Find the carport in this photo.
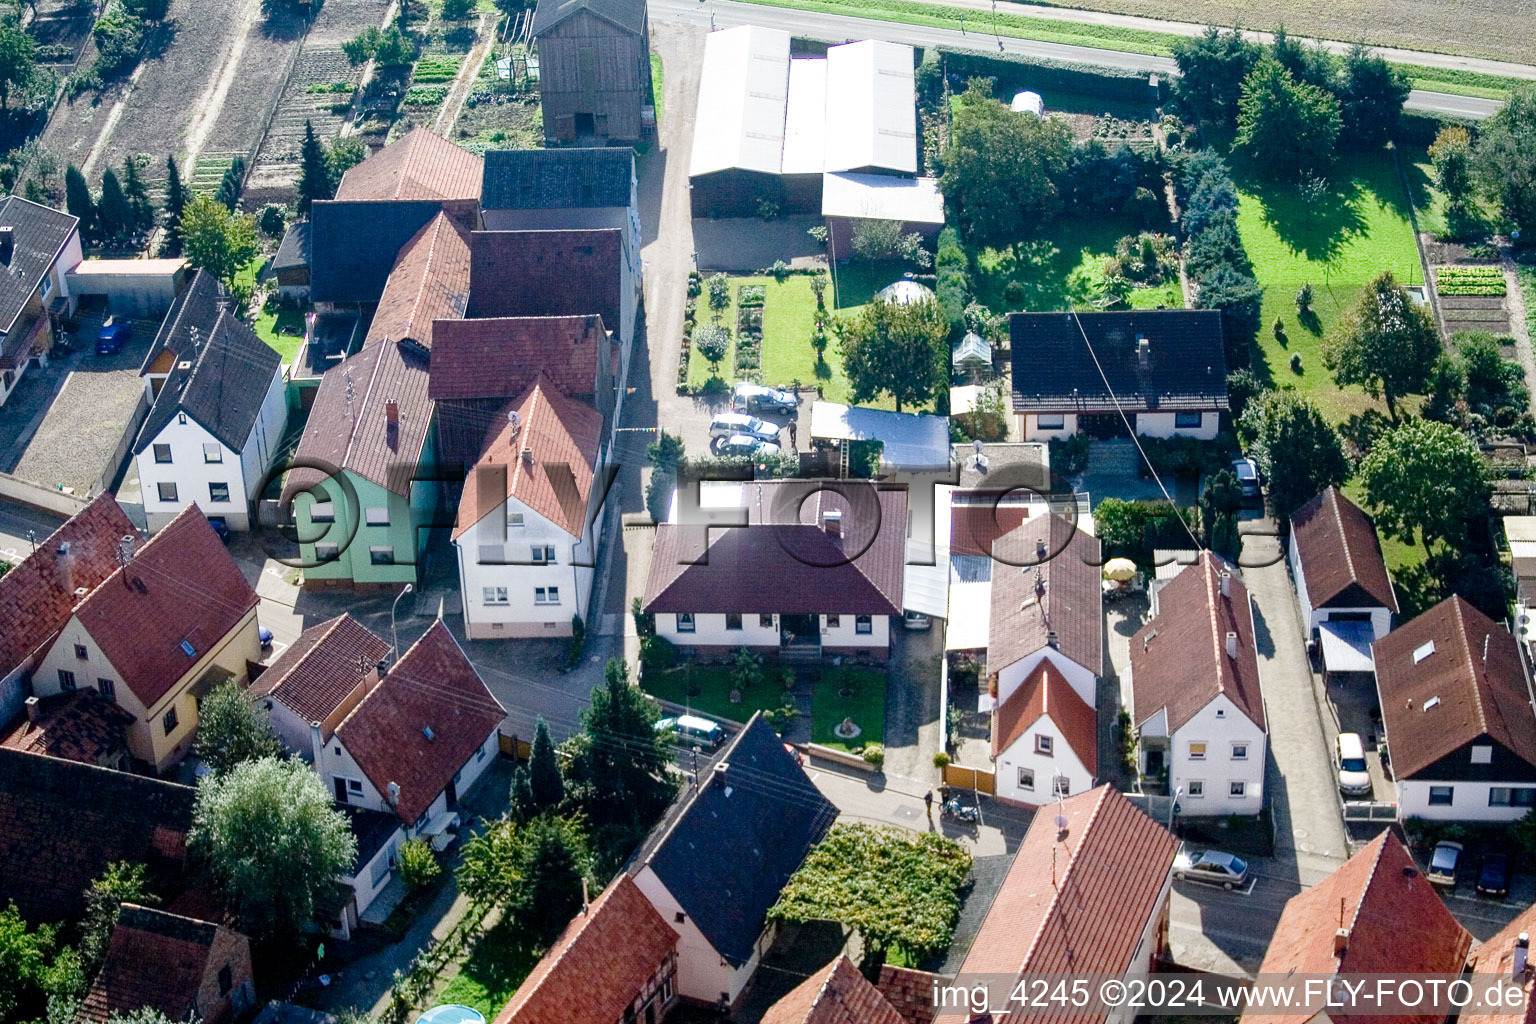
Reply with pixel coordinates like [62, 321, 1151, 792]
[1318, 620, 1376, 678]
[808, 400, 949, 472]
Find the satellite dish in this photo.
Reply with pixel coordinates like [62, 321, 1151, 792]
[973, 438, 984, 454]
[508, 409, 520, 429]
[1054, 814, 1068, 829]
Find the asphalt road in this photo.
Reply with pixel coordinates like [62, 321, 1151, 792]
[0, 502, 66, 565]
[650, 0, 1502, 119]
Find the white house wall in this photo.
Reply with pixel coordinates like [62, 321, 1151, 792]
[457, 497, 595, 639]
[1397, 779, 1536, 822]
[995, 648, 1096, 710]
[1020, 413, 1078, 442]
[994, 713, 1094, 805]
[1168, 695, 1267, 816]
[656, 611, 891, 653]
[1134, 412, 1219, 440]
[631, 866, 764, 1007]
[239, 368, 288, 505]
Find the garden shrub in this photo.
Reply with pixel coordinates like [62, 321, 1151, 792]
[397, 839, 441, 891]
[1048, 433, 1091, 476]
[935, 226, 969, 330]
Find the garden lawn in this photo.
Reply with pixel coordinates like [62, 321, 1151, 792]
[435, 919, 542, 1020]
[687, 275, 906, 408]
[253, 307, 306, 364]
[1235, 149, 1423, 424]
[643, 665, 790, 724]
[1342, 478, 1426, 580]
[811, 667, 887, 752]
[970, 215, 1183, 313]
[650, 51, 664, 123]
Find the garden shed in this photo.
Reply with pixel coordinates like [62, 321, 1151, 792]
[65, 259, 187, 318]
[822, 172, 944, 262]
[951, 332, 992, 378]
[809, 400, 949, 472]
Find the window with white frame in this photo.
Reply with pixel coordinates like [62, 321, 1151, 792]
[365, 507, 390, 526]
[1035, 734, 1053, 756]
[1231, 742, 1248, 760]
[1490, 788, 1536, 807]
[534, 586, 559, 604]
[1229, 781, 1246, 798]
[315, 542, 340, 561]
[826, 614, 840, 628]
[483, 587, 509, 606]
[676, 612, 695, 632]
[1428, 786, 1454, 805]
[1188, 741, 1207, 760]
[1472, 745, 1493, 764]
[1187, 780, 1204, 797]
[531, 544, 556, 564]
[208, 482, 230, 503]
[507, 511, 524, 527]
[203, 443, 222, 463]
[1037, 413, 1065, 429]
[1174, 411, 1203, 429]
[57, 669, 76, 691]
[855, 615, 872, 634]
[311, 501, 335, 523]
[1053, 776, 1071, 797]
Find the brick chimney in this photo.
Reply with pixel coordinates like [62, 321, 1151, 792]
[24, 696, 42, 724]
[0, 226, 15, 265]
[822, 508, 842, 543]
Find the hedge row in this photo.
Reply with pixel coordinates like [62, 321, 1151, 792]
[935, 47, 1163, 105]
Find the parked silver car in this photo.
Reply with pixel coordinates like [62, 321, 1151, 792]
[733, 382, 800, 415]
[1173, 847, 1249, 890]
[708, 413, 780, 442]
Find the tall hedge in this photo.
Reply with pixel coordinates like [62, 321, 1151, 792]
[935, 47, 1162, 105]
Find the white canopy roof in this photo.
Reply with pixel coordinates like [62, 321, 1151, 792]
[904, 484, 951, 618]
[945, 581, 991, 650]
[809, 400, 949, 471]
[823, 40, 917, 175]
[689, 26, 790, 177]
[821, 172, 944, 224]
[781, 59, 828, 175]
[1319, 620, 1376, 674]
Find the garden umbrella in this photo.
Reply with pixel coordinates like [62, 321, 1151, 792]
[1103, 558, 1137, 581]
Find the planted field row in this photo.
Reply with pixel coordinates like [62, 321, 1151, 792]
[1436, 265, 1506, 296]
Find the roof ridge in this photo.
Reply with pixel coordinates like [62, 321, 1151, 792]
[1016, 787, 1108, 972]
[403, 214, 449, 336]
[339, 339, 391, 473]
[1453, 597, 1491, 737]
[1327, 489, 1363, 591]
[1204, 557, 1226, 702]
[1340, 833, 1391, 969]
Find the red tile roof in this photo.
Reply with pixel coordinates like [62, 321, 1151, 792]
[0, 493, 137, 679]
[364, 212, 471, 352]
[79, 904, 249, 1024]
[73, 506, 258, 709]
[876, 965, 942, 1024]
[453, 379, 603, 541]
[466, 229, 622, 331]
[992, 660, 1097, 775]
[1291, 486, 1397, 613]
[987, 514, 1103, 677]
[335, 128, 484, 202]
[643, 483, 906, 616]
[1131, 552, 1265, 733]
[1371, 596, 1536, 780]
[491, 874, 677, 1024]
[1464, 904, 1536, 1024]
[0, 690, 133, 765]
[428, 315, 610, 401]
[333, 620, 505, 823]
[248, 615, 390, 729]
[949, 503, 1029, 558]
[762, 955, 907, 1024]
[1244, 832, 1471, 1024]
[285, 334, 434, 498]
[945, 785, 1177, 1024]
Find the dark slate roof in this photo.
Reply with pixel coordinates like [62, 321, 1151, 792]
[630, 715, 837, 967]
[0, 748, 195, 923]
[309, 199, 445, 304]
[133, 300, 281, 454]
[466, 229, 622, 329]
[481, 149, 633, 212]
[532, 0, 645, 36]
[0, 196, 79, 334]
[273, 220, 312, 272]
[1008, 310, 1229, 412]
[139, 270, 225, 375]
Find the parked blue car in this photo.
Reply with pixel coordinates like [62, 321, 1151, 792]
[96, 321, 131, 355]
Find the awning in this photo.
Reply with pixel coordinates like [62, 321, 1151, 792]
[419, 808, 460, 838]
[945, 581, 990, 651]
[1319, 620, 1375, 674]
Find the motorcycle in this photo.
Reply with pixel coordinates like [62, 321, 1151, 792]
[942, 796, 979, 824]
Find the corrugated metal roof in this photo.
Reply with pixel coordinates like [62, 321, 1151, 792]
[823, 40, 917, 175]
[807, 401, 948, 471]
[822, 172, 943, 222]
[780, 59, 827, 175]
[689, 26, 789, 177]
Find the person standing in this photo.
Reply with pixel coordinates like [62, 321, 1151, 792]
[924, 789, 934, 822]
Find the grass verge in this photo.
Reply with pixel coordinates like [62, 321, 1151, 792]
[810, 667, 887, 752]
[650, 51, 664, 123]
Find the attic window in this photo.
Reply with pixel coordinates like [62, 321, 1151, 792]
[1423, 696, 1441, 711]
[1472, 745, 1493, 764]
[1412, 640, 1435, 664]
[423, 726, 435, 741]
[180, 640, 196, 657]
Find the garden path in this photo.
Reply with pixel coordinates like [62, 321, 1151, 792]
[1500, 260, 1536, 417]
[432, 13, 495, 136]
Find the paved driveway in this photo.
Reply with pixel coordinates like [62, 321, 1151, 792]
[1239, 532, 1350, 885]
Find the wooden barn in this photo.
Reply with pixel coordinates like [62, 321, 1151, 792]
[532, 0, 651, 146]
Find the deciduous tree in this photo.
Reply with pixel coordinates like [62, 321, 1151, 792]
[179, 193, 258, 287]
[191, 757, 357, 939]
[939, 78, 1071, 243]
[0, 16, 36, 112]
[1359, 418, 1489, 548]
[194, 680, 283, 776]
[1473, 86, 1536, 239]
[79, 862, 152, 980]
[1233, 56, 1341, 182]
[1236, 390, 1351, 521]
[1322, 271, 1441, 420]
[1430, 126, 1475, 230]
[838, 296, 948, 412]
[0, 903, 54, 1022]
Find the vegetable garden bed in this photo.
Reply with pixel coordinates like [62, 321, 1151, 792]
[1434, 265, 1507, 296]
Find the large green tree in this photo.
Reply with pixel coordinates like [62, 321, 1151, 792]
[194, 681, 283, 776]
[1236, 390, 1351, 521]
[768, 825, 971, 969]
[1359, 418, 1489, 548]
[79, 862, 154, 980]
[1337, 43, 1409, 150]
[1201, 469, 1243, 558]
[1473, 86, 1536, 239]
[121, 157, 154, 232]
[838, 296, 948, 413]
[191, 757, 357, 939]
[0, 16, 35, 112]
[562, 659, 678, 874]
[515, 816, 588, 945]
[0, 903, 54, 1022]
[1322, 271, 1442, 420]
[1170, 26, 1261, 129]
[64, 164, 94, 239]
[939, 78, 1071, 243]
[162, 155, 187, 252]
[180, 193, 258, 287]
[96, 168, 131, 240]
[528, 718, 564, 812]
[1232, 56, 1341, 182]
[645, 430, 685, 524]
[1430, 126, 1475, 230]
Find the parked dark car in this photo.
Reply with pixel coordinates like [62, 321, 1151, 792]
[1477, 851, 1510, 898]
[733, 382, 800, 415]
[207, 517, 231, 543]
[96, 321, 131, 355]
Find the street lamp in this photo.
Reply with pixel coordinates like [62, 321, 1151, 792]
[1168, 786, 1184, 832]
[390, 583, 414, 663]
